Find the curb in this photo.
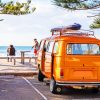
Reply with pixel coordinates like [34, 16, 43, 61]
[0, 71, 38, 76]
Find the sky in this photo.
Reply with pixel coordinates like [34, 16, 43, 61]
[0, 0, 100, 46]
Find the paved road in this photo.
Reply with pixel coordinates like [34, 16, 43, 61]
[0, 76, 100, 100]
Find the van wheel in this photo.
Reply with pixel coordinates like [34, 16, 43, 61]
[38, 69, 45, 82]
[91, 87, 99, 93]
[50, 78, 62, 94]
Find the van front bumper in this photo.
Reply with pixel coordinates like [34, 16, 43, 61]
[56, 81, 100, 86]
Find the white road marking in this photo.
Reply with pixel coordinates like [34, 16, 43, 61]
[23, 77, 47, 100]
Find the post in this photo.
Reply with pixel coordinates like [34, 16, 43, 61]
[21, 51, 25, 64]
[29, 57, 31, 63]
[13, 58, 16, 65]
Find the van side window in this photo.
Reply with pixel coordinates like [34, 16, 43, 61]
[39, 40, 45, 50]
[44, 41, 48, 51]
[47, 42, 54, 53]
[67, 44, 72, 54]
[53, 42, 59, 53]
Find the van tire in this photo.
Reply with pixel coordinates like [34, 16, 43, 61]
[91, 87, 99, 93]
[38, 69, 45, 82]
[50, 78, 62, 94]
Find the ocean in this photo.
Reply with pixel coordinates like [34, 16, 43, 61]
[0, 46, 34, 57]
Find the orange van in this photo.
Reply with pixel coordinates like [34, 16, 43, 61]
[37, 25, 100, 94]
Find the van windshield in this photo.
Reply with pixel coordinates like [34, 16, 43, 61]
[67, 44, 100, 55]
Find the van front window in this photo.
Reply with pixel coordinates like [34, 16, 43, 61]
[67, 44, 100, 55]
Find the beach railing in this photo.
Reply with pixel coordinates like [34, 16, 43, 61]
[10, 56, 37, 65]
[0, 50, 37, 65]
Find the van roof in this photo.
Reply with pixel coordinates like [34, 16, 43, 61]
[43, 35, 99, 43]
[42, 26, 99, 43]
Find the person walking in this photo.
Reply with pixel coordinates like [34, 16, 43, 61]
[32, 39, 39, 64]
[32, 38, 39, 56]
[7, 44, 16, 62]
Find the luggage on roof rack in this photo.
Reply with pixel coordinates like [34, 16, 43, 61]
[67, 23, 81, 30]
[51, 23, 81, 32]
[51, 24, 95, 37]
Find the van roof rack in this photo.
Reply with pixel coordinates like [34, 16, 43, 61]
[51, 26, 95, 38]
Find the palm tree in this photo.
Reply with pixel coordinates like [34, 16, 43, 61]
[53, 0, 100, 28]
[0, 0, 36, 15]
[90, 17, 100, 28]
[53, 0, 100, 10]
